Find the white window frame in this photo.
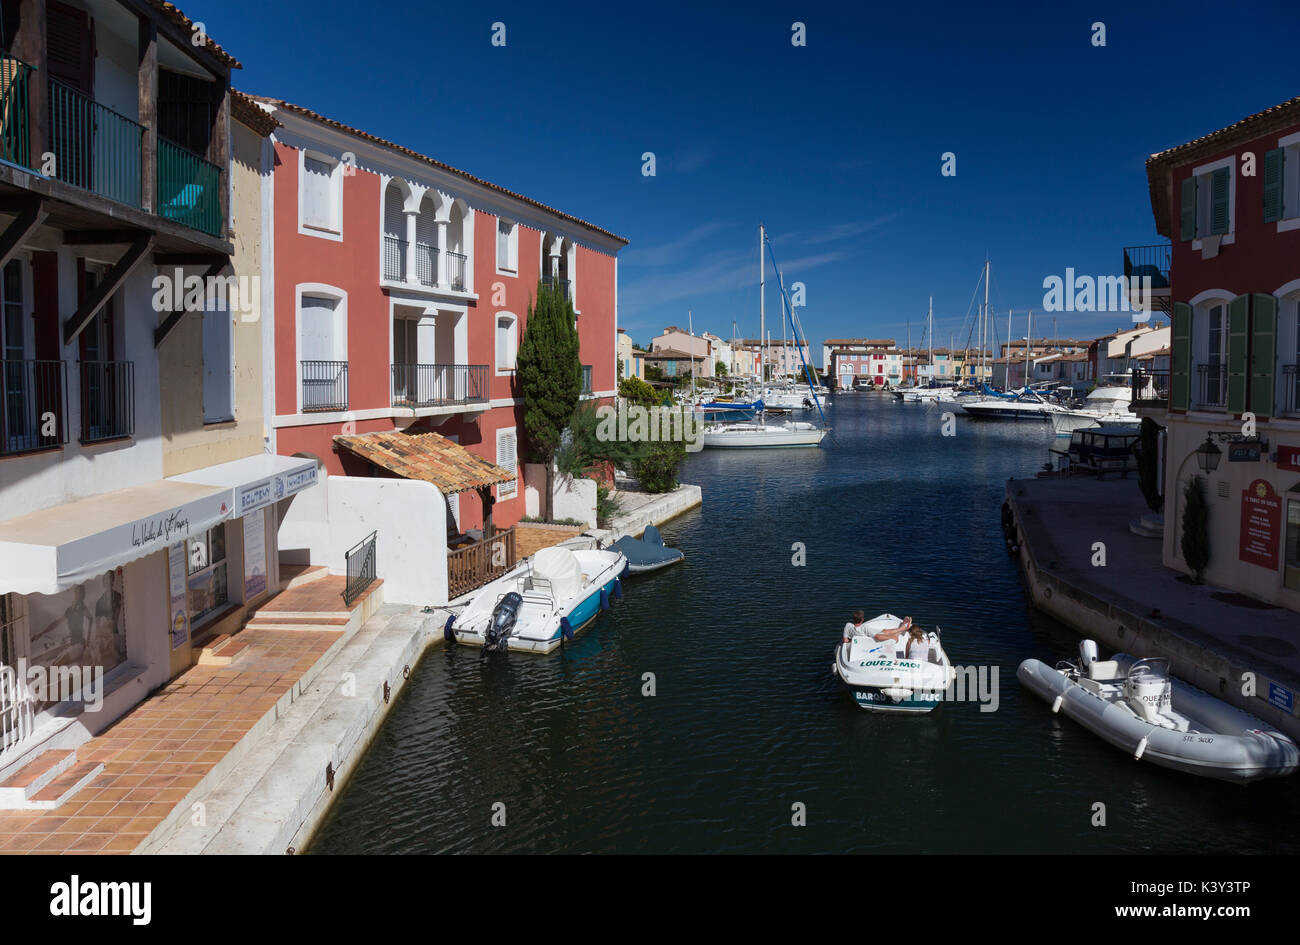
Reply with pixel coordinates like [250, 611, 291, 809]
[295, 284, 349, 414]
[496, 218, 518, 274]
[298, 149, 344, 241]
[495, 312, 518, 374]
[495, 426, 518, 499]
[1188, 289, 1235, 412]
[1190, 156, 1236, 249]
[1274, 280, 1300, 417]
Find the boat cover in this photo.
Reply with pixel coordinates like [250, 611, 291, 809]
[531, 547, 584, 602]
[611, 525, 684, 571]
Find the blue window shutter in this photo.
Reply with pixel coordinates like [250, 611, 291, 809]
[1180, 177, 1197, 241]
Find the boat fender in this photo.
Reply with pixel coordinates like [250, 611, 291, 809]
[1134, 735, 1149, 761]
[443, 615, 456, 642]
[1050, 695, 1064, 714]
[600, 588, 611, 611]
[560, 616, 575, 641]
[612, 578, 623, 601]
[621, 562, 631, 580]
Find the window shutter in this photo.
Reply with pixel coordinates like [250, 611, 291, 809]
[1263, 148, 1285, 224]
[1171, 302, 1191, 410]
[1180, 177, 1197, 241]
[1210, 167, 1230, 235]
[497, 430, 517, 496]
[1227, 294, 1249, 414]
[1250, 293, 1278, 418]
[303, 157, 332, 228]
[202, 306, 233, 422]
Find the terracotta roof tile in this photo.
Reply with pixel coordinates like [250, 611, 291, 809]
[231, 90, 278, 137]
[151, 2, 242, 69]
[333, 431, 514, 494]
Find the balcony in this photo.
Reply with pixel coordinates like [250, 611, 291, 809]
[1196, 363, 1227, 410]
[79, 360, 134, 444]
[301, 360, 349, 412]
[1, 360, 66, 456]
[48, 78, 144, 209]
[391, 364, 488, 409]
[157, 137, 223, 237]
[415, 242, 438, 287]
[1130, 366, 1169, 409]
[581, 364, 593, 394]
[446, 251, 467, 292]
[542, 275, 572, 301]
[383, 236, 407, 282]
[1122, 243, 1172, 316]
[448, 526, 516, 599]
[0, 55, 33, 169]
[1283, 364, 1299, 417]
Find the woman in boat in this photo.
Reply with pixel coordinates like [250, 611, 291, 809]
[904, 625, 930, 662]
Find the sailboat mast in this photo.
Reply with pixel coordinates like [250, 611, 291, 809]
[928, 296, 933, 386]
[982, 259, 990, 384]
[759, 223, 766, 387]
[688, 309, 696, 400]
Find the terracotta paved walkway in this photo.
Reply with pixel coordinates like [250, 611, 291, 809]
[0, 627, 341, 854]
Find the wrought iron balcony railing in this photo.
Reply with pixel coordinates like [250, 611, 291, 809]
[343, 531, 377, 606]
[542, 275, 572, 301]
[158, 137, 222, 237]
[1, 359, 66, 456]
[383, 235, 407, 282]
[79, 360, 134, 444]
[415, 241, 438, 287]
[391, 363, 488, 408]
[446, 251, 467, 292]
[0, 53, 33, 169]
[49, 77, 144, 209]
[1130, 366, 1169, 409]
[1196, 363, 1227, 410]
[301, 360, 349, 412]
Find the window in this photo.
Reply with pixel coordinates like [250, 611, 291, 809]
[497, 219, 517, 272]
[1265, 138, 1300, 226]
[301, 153, 340, 234]
[496, 314, 517, 372]
[1198, 303, 1228, 408]
[298, 290, 347, 412]
[202, 305, 233, 423]
[187, 525, 230, 625]
[496, 427, 517, 498]
[1180, 163, 1232, 241]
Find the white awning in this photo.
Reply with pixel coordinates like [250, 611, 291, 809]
[0, 455, 320, 597]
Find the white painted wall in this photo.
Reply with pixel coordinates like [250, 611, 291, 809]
[522, 464, 596, 527]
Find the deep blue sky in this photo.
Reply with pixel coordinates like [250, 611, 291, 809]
[204, 0, 1298, 352]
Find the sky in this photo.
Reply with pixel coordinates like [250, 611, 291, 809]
[202, 0, 1300, 353]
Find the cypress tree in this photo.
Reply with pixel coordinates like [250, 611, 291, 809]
[1180, 474, 1210, 583]
[1136, 417, 1163, 512]
[516, 281, 582, 520]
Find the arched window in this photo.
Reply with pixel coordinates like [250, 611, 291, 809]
[382, 182, 407, 281]
[496, 313, 517, 373]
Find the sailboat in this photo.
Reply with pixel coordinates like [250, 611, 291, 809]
[701, 225, 828, 449]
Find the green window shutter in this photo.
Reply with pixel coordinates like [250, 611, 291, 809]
[1171, 302, 1192, 410]
[1250, 293, 1278, 418]
[1211, 167, 1231, 235]
[1263, 148, 1285, 223]
[1180, 177, 1197, 241]
[1227, 294, 1249, 414]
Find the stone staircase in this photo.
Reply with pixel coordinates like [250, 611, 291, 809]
[0, 749, 103, 811]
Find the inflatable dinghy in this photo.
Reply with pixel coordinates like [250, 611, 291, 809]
[1018, 640, 1298, 782]
[832, 613, 956, 713]
[609, 525, 683, 574]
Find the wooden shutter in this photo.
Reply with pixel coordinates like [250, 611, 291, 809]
[1250, 294, 1278, 418]
[1211, 167, 1230, 235]
[1263, 148, 1285, 224]
[202, 306, 233, 423]
[46, 0, 93, 95]
[497, 429, 517, 496]
[1180, 177, 1197, 241]
[1171, 302, 1191, 411]
[1227, 294, 1249, 414]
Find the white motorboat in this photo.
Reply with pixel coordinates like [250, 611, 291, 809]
[958, 388, 1066, 421]
[1049, 384, 1139, 436]
[702, 418, 826, 448]
[446, 546, 628, 654]
[832, 614, 957, 713]
[1018, 640, 1299, 782]
[898, 386, 951, 403]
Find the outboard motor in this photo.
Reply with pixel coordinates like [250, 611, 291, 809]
[1124, 661, 1173, 724]
[483, 592, 523, 652]
[1079, 639, 1099, 669]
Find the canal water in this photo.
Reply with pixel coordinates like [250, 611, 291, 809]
[311, 395, 1300, 854]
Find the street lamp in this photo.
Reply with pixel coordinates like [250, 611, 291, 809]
[1195, 435, 1222, 473]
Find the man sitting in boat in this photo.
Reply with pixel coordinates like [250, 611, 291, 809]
[843, 611, 912, 644]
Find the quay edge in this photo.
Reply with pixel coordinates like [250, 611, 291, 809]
[1003, 478, 1300, 744]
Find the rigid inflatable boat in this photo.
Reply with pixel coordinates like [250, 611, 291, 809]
[446, 546, 628, 654]
[832, 614, 957, 713]
[608, 525, 683, 574]
[1018, 640, 1299, 782]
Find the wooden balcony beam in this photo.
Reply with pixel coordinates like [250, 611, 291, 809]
[64, 233, 155, 346]
[153, 257, 229, 348]
[0, 196, 47, 269]
[63, 229, 152, 246]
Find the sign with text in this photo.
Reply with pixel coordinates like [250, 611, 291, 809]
[1279, 444, 1300, 473]
[1268, 682, 1295, 714]
[167, 542, 190, 650]
[1239, 479, 1282, 570]
[243, 508, 267, 601]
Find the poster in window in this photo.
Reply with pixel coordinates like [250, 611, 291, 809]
[169, 542, 190, 650]
[243, 508, 267, 601]
[27, 568, 129, 685]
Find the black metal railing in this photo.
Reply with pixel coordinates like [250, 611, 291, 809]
[1, 359, 66, 456]
[301, 360, 349, 412]
[581, 364, 593, 393]
[446, 251, 467, 291]
[1131, 366, 1169, 408]
[382, 235, 407, 282]
[1123, 244, 1171, 287]
[1196, 363, 1227, 409]
[157, 136, 222, 236]
[1283, 364, 1299, 416]
[415, 241, 438, 286]
[343, 530, 377, 606]
[0, 51, 33, 170]
[79, 360, 134, 443]
[391, 363, 488, 408]
[542, 275, 572, 300]
[48, 77, 144, 208]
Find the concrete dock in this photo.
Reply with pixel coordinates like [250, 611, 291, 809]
[1005, 476, 1300, 740]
